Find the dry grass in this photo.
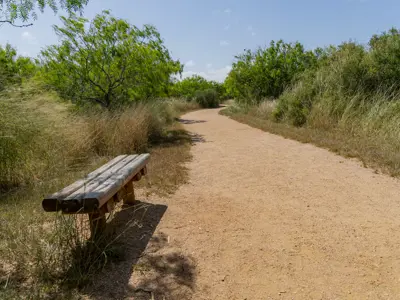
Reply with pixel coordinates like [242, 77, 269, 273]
[222, 103, 400, 177]
[0, 84, 196, 299]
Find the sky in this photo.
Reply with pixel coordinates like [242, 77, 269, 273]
[2, 0, 400, 82]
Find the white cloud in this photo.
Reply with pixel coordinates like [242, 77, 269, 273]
[180, 65, 232, 83]
[224, 24, 230, 30]
[224, 8, 232, 14]
[185, 60, 195, 67]
[206, 63, 213, 69]
[247, 25, 256, 37]
[21, 31, 37, 44]
[220, 40, 230, 46]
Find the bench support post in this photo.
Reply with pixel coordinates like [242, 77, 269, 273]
[88, 211, 106, 239]
[123, 181, 135, 205]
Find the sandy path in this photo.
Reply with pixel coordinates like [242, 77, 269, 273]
[98, 108, 400, 299]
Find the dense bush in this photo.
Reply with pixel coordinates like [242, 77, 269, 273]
[274, 29, 400, 126]
[194, 88, 219, 108]
[0, 44, 36, 90]
[170, 74, 226, 103]
[225, 40, 318, 104]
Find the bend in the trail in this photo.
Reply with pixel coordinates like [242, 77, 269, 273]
[94, 108, 400, 299]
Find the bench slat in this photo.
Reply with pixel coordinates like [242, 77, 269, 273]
[42, 154, 150, 213]
[86, 153, 150, 208]
[63, 155, 140, 201]
[45, 155, 127, 201]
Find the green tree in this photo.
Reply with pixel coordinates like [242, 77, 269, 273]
[226, 40, 317, 103]
[0, 0, 88, 27]
[0, 43, 36, 89]
[171, 75, 224, 100]
[40, 11, 182, 108]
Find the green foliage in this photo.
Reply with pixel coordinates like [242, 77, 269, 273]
[0, 43, 36, 90]
[0, 0, 88, 25]
[194, 88, 219, 108]
[171, 75, 224, 101]
[225, 40, 318, 104]
[274, 28, 400, 127]
[368, 28, 400, 91]
[39, 11, 182, 108]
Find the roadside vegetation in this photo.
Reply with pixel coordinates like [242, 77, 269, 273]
[0, 6, 221, 299]
[171, 74, 227, 108]
[223, 29, 400, 177]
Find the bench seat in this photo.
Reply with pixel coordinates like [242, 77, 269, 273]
[42, 154, 150, 213]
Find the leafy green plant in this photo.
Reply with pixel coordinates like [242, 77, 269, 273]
[225, 40, 318, 104]
[0, 44, 36, 90]
[171, 75, 224, 101]
[194, 88, 219, 108]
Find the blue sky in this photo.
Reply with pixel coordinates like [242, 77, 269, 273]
[2, 0, 400, 82]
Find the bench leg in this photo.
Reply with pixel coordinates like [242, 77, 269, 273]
[88, 211, 106, 239]
[123, 181, 136, 205]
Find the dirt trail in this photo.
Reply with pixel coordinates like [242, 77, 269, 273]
[93, 108, 400, 299]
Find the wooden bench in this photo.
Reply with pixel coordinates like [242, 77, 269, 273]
[42, 154, 150, 236]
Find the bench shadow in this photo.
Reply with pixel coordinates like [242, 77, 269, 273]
[85, 200, 196, 299]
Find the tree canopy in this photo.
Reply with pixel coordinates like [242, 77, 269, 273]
[170, 75, 224, 100]
[0, 0, 88, 26]
[225, 40, 317, 103]
[0, 43, 36, 89]
[40, 11, 182, 108]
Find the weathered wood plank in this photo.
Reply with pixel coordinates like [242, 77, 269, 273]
[85, 153, 150, 208]
[42, 153, 150, 213]
[63, 155, 139, 201]
[45, 155, 127, 201]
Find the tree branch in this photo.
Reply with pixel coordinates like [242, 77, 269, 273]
[0, 20, 33, 28]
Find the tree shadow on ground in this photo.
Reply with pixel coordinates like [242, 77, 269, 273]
[152, 129, 206, 146]
[84, 200, 196, 300]
[176, 118, 207, 125]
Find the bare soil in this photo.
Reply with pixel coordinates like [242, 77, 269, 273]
[90, 108, 400, 299]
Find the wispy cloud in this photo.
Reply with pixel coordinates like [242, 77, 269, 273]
[220, 40, 230, 46]
[224, 8, 232, 14]
[185, 60, 195, 67]
[206, 63, 213, 69]
[247, 25, 256, 37]
[224, 24, 230, 30]
[21, 31, 37, 45]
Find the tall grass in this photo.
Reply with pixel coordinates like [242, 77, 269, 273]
[0, 83, 198, 298]
[224, 30, 400, 177]
[224, 90, 400, 177]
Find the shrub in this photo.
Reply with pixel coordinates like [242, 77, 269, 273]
[170, 75, 226, 102]
[194, 88, 220, 108]
[225, 40, 318, 104]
